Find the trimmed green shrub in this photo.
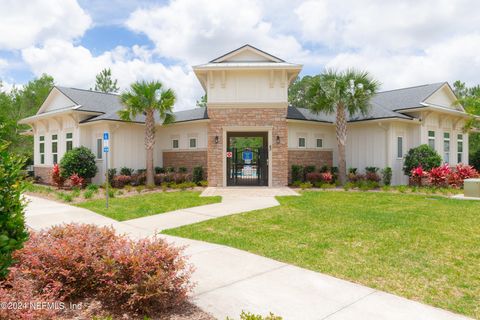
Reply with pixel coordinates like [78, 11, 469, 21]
[291, 165, 303, 182]
[60, 147, 97, 180]
[155, 166, 165, 174]
[107, 168, 117, 182]
[192, 166, 204, 183]
[166, 167, 175, 173]
[382, 167, 392, 186]
[471, 149, 480, 171]
[178, 167, 188, 173]
[403, 145, 442, 176]
[365, 166, 379, 173]
[86, 184, 99, 192]
[0, 144, 28, 279]
[119, 167, 134, 176]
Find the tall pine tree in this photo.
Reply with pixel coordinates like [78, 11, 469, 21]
[94, 68, 119, 93]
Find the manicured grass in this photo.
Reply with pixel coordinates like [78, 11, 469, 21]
[76, 191, 221, 221]
[163, 191, 480, 318]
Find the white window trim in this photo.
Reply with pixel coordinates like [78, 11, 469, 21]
[396, 136, 404, 159]
[189, 137, 197, 149]
[427, 130, 435, 150]
[316, 138, 323, 148]
[96, 138, 103, 160]
[39, 135, 45, 164]
[172, 139, 180, 149]
[66, 132, 73, 152]
[298, 136, 306, 148]
[457, 134, 463, 163]
[51, 133, 58, 164]
[443, 132, 450, 163]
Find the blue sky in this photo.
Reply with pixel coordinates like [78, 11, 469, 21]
[1, 0, 480, 110]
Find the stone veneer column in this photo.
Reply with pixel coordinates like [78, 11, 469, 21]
[207, 107, 288, 187]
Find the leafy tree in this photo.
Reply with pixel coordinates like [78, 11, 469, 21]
[119, 81, 176, 185]
[196, 94, 207, 108]
[0, 143, 28, 279]
[403, 144, 442, 176]
[288, 75, 318, 108]
[307, 69, 379, 184]
[94, 68, 119, 93]
[0, 74, 54, 163]
[453, 80, 480, 163]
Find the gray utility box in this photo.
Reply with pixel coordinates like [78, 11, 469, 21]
[464, 179, 480, 198]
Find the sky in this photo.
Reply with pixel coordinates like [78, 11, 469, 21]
[1, 0, 480, 111]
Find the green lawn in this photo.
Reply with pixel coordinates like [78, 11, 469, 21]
[163, 191, 480, 318]
[76, 191, 221, 221]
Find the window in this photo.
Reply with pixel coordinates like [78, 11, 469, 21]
[443, 132, 450, 163]
[66, 132, 73, 152]
[52, 134, 58, 164]
[189, 138, 197, 148]
[397, 136, 403, 159]
[298, 137, 306, 148]
[39, 136, 45, 164]
[316, 138, 323, 148]
[428, 130, 435, 150]
[172, 139, 179, 149]
[96, 138, 103, 159]
[457, 134, 463, 163]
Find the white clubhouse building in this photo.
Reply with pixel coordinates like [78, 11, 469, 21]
[20, 45, 471, 186]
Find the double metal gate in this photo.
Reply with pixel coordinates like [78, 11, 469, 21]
[227, 147, 268, 186]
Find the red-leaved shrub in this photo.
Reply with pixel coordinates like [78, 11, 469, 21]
[111, 175, 132, 188]
[306, 172, 322, 183]
[69, 173, 84, 188]
[455, 163, 479, 180]
[428, 164, 452, 187]
[320, 172, 333, 183]
[410, 166, 428, 186]
[348, 173, 365, 183]
[365, 172, 381, 182]
[51, 163, 65, 188]
[1, 224, 193, 318]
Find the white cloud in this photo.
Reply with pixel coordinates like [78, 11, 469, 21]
[0, 0, 91, 50]
[22, 40, 202, 110]
[295, 0, 480, 51]
[327, 34, 480, 89]
[125, 0, 310, 65]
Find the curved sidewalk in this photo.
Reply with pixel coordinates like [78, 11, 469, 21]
[24, 189, 470, 320]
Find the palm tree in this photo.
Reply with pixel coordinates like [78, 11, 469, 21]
[307, 69, 379, 184]
[118, 81, 175, 185]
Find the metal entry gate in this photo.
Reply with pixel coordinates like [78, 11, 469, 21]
[227, 147, 268, 186]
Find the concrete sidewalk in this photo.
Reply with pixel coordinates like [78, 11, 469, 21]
[24, 191, 470, 320]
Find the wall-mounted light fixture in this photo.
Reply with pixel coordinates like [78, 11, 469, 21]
[215, 136, 219, 144]
[276, 135, 280, 144]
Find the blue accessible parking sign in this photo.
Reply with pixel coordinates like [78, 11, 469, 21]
[242, 150, 253, 161]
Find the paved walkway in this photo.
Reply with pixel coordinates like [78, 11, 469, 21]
[24, 189, 469, 320]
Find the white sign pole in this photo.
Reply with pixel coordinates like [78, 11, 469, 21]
[103, 132, 110, 209]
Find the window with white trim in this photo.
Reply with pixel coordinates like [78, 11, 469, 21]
[96, 138, 103, 159]
[52, 134, 58, 164]
[298, 137, 306, 148]
[397, 136, 404, 159]
[443, 132, 450, 163]
[457, 134, 463, 163]
[189, 138, 197, 148]
[428, 130, 435, 150]
[316, 138, 323, 148]
[66, 132, 73, 152]
[172, 139, 179, 149]
[39, 136, 45, 164]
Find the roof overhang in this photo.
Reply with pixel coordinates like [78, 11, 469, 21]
[398, 103, 475, 118]
[18, 108, 102, 124]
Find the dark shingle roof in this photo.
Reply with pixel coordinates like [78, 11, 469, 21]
[58, 82, 449, 125]
[56, 86, 122, 114]
[287, 82, 447, 123]
[54, 86, 208, 124]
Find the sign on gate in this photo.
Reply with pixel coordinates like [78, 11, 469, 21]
[226, 151, 233, 158]
[242, 150, 253, 161]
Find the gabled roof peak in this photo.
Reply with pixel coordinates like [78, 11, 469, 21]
[210, 44, 285, 63]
